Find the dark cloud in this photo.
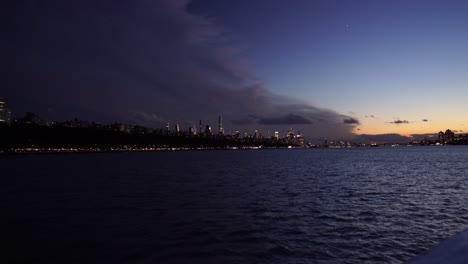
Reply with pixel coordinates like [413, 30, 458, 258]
[388, 120, 410, 124]
[343, 117, 359, 124]
[231, 118, 254, 125]
[3, 0, 356, 138]
[422, 119, 429, 122]
[257, 114, 312, 125]
[365, 115, 375, 118]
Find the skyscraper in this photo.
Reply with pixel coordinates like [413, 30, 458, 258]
[445, 129, 455, 143]
[218, 115, 224, 136]
[0, 98, 12, 125]
[199, 120, 202, 136]
[205, 124, 212, 135]
[438, 131, 445, 143]
[188, 126, 195, 135]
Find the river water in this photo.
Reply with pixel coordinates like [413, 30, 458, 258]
[3, 147, 468, 263]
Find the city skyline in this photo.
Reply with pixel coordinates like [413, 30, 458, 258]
[3, 1, 468, 139]
[2, 106, 467, 155]
[2, 96, 466, 144]
[1, 104, 465, 146]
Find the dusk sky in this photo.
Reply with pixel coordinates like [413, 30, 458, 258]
[4, 0, 468, 139]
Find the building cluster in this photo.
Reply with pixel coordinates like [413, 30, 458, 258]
[438, 129, 455, 144]
[2, 97, 468, 149]
[162, 116, 305, 146]
[2, 106, 305, 147]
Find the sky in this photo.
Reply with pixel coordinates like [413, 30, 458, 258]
[3, 0, 468, 141]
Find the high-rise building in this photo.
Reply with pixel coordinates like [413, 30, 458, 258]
[0, 98, 12, 125]
[166, 122, 171, 135]
[438, 131, 445, 143]
[175, 124, 180, 134]
[287, 128, 295, 140]
[445, 129, 455, 143]
[205, 124, 212, 135]
[199, 120, 202, 136]
[188, 127, 195, 135]
[218, 115, 224, 136]
[296, 130, 302, 138]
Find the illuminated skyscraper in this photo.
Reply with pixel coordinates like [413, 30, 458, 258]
[296, 130, 302, 138]
[175, 124, 180, 134]
[205, 124, 212, 135]
[218, 115, 224, 136]
[0, 98, 11, 125]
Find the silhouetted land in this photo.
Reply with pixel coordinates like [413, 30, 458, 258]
[0, 122, 297, 153]
[1, 114, 467, 154]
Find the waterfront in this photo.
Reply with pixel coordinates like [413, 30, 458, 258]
[3, 147, 468, 263]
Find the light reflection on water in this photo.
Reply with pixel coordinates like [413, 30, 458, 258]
[3, 146, 468, 263]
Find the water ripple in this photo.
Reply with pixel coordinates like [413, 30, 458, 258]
[3, 147, 468, 263]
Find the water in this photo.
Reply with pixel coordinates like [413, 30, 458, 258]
[3, 147, 468, 263]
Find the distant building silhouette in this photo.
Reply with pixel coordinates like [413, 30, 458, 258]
[205, 124, 211, 135]
[0, 98, 12, 124]
[188, 126, 195, 135]
[438, 131, 445, 143]
[199, 120, 202, 136]
[287, 128, 295, 141]
[14, 112, 53, 126]
[445, 129, 455, 143]
[439, 129, 456, 144]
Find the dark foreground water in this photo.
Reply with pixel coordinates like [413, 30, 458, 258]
[3, 147, 468, 263]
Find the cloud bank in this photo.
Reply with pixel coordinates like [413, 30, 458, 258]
[3, 0, 358, 138]
[343, 117, 360, 124]
[388, 120, 410, 124]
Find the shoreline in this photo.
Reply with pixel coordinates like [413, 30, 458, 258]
[1, 144, 462, 155]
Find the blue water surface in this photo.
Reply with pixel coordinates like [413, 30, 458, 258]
[3, 146, 468, 263]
